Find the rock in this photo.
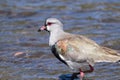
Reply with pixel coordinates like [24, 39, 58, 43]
[14, 52, 27, 58]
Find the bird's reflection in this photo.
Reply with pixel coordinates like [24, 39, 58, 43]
[59, 74, 94, 80]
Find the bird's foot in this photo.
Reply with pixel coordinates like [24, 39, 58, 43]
[80, 71, 84, 80]
[71, 73, 79, 80]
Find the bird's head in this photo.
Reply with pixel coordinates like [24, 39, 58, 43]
[38, 18, 63, 32]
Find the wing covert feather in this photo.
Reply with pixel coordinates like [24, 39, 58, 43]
[55, 35, 120, 63]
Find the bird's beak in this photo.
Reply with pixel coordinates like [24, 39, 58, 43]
[38, 26, 46, 32]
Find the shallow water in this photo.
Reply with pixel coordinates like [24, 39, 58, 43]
[0, 0, 120, 80]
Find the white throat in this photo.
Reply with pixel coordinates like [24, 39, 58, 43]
[49, 29, 64, 46]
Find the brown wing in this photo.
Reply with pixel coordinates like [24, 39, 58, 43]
[55, 35, 120, 64]
[55, 36, 98, 66]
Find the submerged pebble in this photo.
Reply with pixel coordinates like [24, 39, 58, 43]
[14, 52, 27, 57]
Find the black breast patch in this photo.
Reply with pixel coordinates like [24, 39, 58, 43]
[51, 45, 67, 65]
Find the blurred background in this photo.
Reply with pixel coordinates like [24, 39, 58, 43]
[0, 0, 120, 80]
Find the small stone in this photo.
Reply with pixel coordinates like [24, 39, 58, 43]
[14, 52, 26, 57]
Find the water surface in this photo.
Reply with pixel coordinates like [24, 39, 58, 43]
[0, 0, 120, 80]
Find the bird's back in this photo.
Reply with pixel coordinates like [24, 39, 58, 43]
[54, 34, 120, 65]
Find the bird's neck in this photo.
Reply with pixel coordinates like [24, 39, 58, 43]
[49, 29, 65, 46]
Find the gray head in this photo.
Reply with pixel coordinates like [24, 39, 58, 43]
[38, 18, 63, 32]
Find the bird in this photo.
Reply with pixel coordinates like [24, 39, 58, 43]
[38, 18, 120, 80]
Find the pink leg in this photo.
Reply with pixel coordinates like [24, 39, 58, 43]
[80, 70, 85, 80]
[88, 65, 94, 72]
[79, 65, 94, 80]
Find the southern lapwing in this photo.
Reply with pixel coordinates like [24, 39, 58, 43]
[38, 18, 120, 80]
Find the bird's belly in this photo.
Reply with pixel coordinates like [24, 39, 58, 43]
[66, 60, 91, 72]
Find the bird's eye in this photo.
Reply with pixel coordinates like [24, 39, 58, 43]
[47, 22, 52, 26]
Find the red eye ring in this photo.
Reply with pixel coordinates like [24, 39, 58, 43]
[47, 22, 52, 26]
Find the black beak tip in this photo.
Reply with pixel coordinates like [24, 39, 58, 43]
[38, 29, 41, 32]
